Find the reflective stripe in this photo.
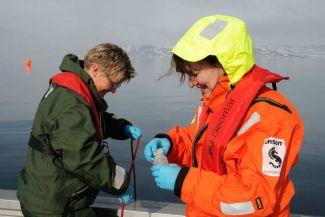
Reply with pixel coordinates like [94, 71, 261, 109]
[44, 85, 54, 98]
[220, 201, 255, 215]
[197, 101, 203, 119]
[200, 20, 228, 40]
[237, 112, 260, 136]
[113, 165, 126, 189]
[193, 101, 203, 129]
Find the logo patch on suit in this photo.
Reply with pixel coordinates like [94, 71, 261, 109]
[262, 137, 286, 176]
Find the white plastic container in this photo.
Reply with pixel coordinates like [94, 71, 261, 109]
[153, 148, 168, 165]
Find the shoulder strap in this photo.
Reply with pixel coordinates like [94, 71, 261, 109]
[28, 133, 60, 157]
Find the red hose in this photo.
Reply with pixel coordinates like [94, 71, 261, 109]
[121, 201, 125, 217]
[120, 138, 141, 216]
[129, 138, 141, 198]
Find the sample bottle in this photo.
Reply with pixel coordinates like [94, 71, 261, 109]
[153, 148, 168, 165]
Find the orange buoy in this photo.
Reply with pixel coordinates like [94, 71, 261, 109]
[25, 59, 32, 74]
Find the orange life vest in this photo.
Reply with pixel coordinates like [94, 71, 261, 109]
[201, 65, 288, 174]
[51, 72, 102, 143]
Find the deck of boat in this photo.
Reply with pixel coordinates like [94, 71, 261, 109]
[0, 189, 318, 217]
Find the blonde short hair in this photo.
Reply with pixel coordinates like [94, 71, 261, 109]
[84, 43, 136, 81]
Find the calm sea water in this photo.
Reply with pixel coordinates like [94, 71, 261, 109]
[1, 47, 325, 216]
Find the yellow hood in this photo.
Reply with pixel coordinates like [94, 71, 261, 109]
[172, 15, 254, 85]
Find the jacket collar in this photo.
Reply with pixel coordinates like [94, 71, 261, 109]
[202, 76, 231, 112]
[59, 54, 108, 111]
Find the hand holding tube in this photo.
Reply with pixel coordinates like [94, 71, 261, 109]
[144, 138, 171, 163]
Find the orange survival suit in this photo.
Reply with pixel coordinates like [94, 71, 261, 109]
[157, 65, 304, 216]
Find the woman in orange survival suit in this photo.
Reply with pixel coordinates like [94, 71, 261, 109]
[144, 15, 304, 217]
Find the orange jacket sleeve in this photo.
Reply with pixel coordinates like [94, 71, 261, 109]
[166, 122, 197, 167]
[165, 105, 201, 167]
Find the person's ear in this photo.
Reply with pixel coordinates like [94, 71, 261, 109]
[89, 64, 100, 77]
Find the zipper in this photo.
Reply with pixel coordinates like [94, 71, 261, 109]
[69, 185, 89, 200]
[63, 185, 90, 217]
[192, 123, 208, 167]
[252, 97, 292, 113]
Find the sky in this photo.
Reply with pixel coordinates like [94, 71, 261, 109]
[1, 0, 325, 52]
[0, 0, 324, 90]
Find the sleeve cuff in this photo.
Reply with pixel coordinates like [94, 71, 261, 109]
[121, 120, 132, 138]
[174, 167, 189, 198]
[154, 133, 173, 155]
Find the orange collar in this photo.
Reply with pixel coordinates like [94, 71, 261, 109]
[202, 76, 231, 112]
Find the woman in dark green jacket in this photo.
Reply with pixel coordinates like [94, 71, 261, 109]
[17, 43, 142, 217]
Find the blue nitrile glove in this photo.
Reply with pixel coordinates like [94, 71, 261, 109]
[118, 185, 134, 205]
[125, 125, 142, 140]
[151, 164, 181, 191]
[144, 138, 171, 163]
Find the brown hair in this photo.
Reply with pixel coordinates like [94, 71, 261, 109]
[170, 54, 223, 84]
[84, 43, 136, 81]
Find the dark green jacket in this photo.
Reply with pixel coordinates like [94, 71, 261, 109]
[17, 54, 132, 217]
